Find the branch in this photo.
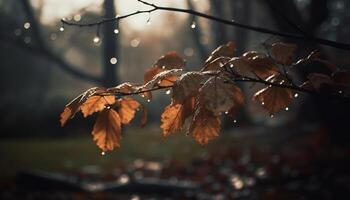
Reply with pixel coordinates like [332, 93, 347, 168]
[61, 0, 350, 51]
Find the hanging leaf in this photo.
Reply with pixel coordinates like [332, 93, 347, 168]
[80, 95, 116, 118]
[189, 106, 221, 145]
[139, 105, 148, 127]
[172, 72, 208, 103]
[144, 69, 182, 88]
[154, 51, 185, 69]
[253, 75, 294, 114]
[270, 42, 298, 65]
[198, 77, 244, 114]
[118, 97, 141, 124]
[60, 87, 105, 126]
[92, 109, 122, 151]
[160, 97, 195, 137]
[201, 56, 231, 72]
[206, 41, 236, 63]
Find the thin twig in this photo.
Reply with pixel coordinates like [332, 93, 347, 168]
[61, 0, 350, 50]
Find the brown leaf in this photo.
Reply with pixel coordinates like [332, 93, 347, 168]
[118, 97, 141, 124]
[92, 109, 122, 151]
[107, 82, 137, 94]
[252, 75, 294, 114]
[160, 97, 195, 136]
[333, 70, 350, 86]
[60, 87, 105, 126]
[189, 106, 221, 145]
[306, 73, 333, 91]
[154, 51, 185, 70]
[139, 105, 148, 127]
[201, 56, 231, 72]
[270, 42, 297, 65]
[206, 41, 236, 63]
[144, 67, 163, 84]
[198, 77, 244, 114]
[80, 95, 116, 118]
[144, 69, 182, 88]
[172, 72, 208, 104]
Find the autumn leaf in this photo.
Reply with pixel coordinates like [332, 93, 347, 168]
[161, 97, 195, 136]
[172, 72, 208, 104]
[206, 41, 236, 64]
[253, 75, 294, 114]
[144, 69, 182, 88]
[201, 56, 231, 72]
[80, 95, 116, 118]
[60, 87, 105, 126]
[229, 53, 279, 79]
[270, 42, 297, 65]
[92, 109, 122, 151]
[107, 82, 137, 94]
[154, 51, 185, 70]
[333, 70, 350, 87]
[198, 77, 244, 114]
[144, 67, 163, 84]
[118, 97, 141, 124]
[189, 106, 221, 145]
[139, 105, 148, 127]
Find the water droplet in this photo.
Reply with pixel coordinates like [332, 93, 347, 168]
[140, 94, 145, 98]
[225, 111, 229, 114]
[73, 14, 81, 22]
[285, 107, 289, 111]
[270, 114, 274, 118]
[233, 119, 237, 123]
[157, 80, 162, 84]
[106, 106, 111, 109]
[165, 89, 171, 95]
[147, 19, 151, 25]
[59, 26, 64, 32]
[261, 102, 265, 105]
[339, 90, 343, 94]
[294, 93, 299, 98]
[230, 64, 234, 68]
[110, 57, 117, 64]
[114, 29, 119, 34]
[147, 99, 151, 102]
[24, 22, 31, 29]
[118, 174, 129, 184]
[190, 21, 196, 29]
[93, 36, 100, 44]
[101, 151, 105, 156]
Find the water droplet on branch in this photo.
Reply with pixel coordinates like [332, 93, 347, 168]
[165, 89, 171, 95]
[93, 36, 100, 44]
[285, 107, 289, 111]
[294, 93, 299, 98]
[190, 21, 196, 29]
[110, 57, 117, 64]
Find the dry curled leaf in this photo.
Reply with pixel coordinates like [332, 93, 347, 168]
[60, 87, 105, 126]
[172, 72, 208, 104]
[154, 51, 185, 69]
[144, 69, 182, 88]
[92, 109, 122, 151]
[270, 42, 297, 65]
[198, 77, 244, 114]
[201, 56, 231, 72]
[189, 106, 221, 145]
[80, 95, 115, 118]
[160, 97, 195, 136]
[253, 75, 294, 114]
[118, 97, 141, 124]
[206, 41, 236, 63]
[144, 67, 163, 84]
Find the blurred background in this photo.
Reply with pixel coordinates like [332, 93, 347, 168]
[1, 0, 350, 199]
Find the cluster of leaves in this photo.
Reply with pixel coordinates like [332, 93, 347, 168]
[60, 41, 350, 152]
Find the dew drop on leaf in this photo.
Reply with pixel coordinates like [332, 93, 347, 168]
[147, 99, 151, 103]
[285, 107, 289, 111]
[165, 89, 171, 95]
[101, 151, 105, 156]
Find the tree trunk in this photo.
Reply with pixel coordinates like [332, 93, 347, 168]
[102, 0, 118, 87]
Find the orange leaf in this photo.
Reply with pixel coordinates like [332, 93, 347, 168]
[154, 51, 185, 69]
[252, 75, 294, 114]
[189, 106, 221, 145]
[206, 41, 236, 63]
[92, 109, 122, 151]
[144, 69, 182, 88]
[60, 87, 105, 126]
[270, 42, 297, 65]
[80, 95, 115, 118]
[161, 97, 195, 136]
[201, 56, 231, 72]
[139, 105, 148, 127]
[118, 97, 141, 124]
[198, 77, 244, 114]
[144, 67, 163, 84]
[172, 72, 208, 103]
